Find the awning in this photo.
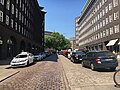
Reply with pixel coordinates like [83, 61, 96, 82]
[106, 39, 118, 46]
[118, 41, 120, 45]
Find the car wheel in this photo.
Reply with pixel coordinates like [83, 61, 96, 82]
[110, 67, 116, 71]
[27, 61, 29, 66]
[91, 63, 95, 71]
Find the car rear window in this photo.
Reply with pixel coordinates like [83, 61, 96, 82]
[74, 52, 85, 55]
[95, 51, 114, 57]
[16, 54, 27, 58]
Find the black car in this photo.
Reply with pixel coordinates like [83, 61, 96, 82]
[82, 51, 118, 71]
[70, 51, 85, 63]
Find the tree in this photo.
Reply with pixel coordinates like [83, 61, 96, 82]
[45, 32, 71, 50]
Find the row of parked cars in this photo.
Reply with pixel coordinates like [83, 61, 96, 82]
[10, 51, 52, 67]
[68, 50, 118, 71]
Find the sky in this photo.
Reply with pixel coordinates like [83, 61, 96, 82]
[38, 0, 87, 39]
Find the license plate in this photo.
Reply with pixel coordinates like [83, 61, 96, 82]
[105, 59, 113, 61]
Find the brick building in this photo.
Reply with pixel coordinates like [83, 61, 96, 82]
[75, 0, 120, 53]
[0, 0, 46, 59]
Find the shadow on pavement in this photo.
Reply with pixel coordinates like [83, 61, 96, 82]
[0, 58, 12, 65]
[43, 54, 59, 62]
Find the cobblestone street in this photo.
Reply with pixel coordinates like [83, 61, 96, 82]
[0, 54, 67, 90]
[0, 54, 120, 90]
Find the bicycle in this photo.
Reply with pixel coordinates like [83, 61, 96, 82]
[113, 69, 120, 87]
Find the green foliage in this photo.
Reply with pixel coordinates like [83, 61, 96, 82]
[45, 32, 71, 50]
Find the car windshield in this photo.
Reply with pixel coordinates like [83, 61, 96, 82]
[95, 51, 114, 57]
[15, 54, 27, 58]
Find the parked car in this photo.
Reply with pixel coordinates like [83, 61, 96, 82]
[34, 53, 43, 61]
[10, 52, 34, 67]
[82, 51, 118, 71]
[70, 51, 86, 63]
[39, 52, 46, 59]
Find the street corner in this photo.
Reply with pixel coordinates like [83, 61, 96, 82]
[0, 68, 19, 82]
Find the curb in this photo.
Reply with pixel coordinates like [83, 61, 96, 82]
[0, 71, 19, 82]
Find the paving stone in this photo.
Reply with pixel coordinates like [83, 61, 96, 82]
[0, 54, 67, 90]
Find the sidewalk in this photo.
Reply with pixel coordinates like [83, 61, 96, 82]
[0, 58, 19, 82]
[59, 55, 120, 90]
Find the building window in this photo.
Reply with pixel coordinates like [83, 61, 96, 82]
[25, 7, 26, 14]
[102, 0, 105, 5]
[98, 33, 100, 39]
[105, 0, 108, 2]
[6, 0, 10, 10]
[97, 5, 100, 11]
[109, 3, 113, 11]
[0, 0, 4, 5]
[22, 4, 24, 11]
[114, 24, 119, 33]
[16, 0, 18, 4]
[113, 0, 119, 7]
[16, 8, 18, 18]
[6, 15, 9, 25]
[100, 2, 102, 8]
[114, 11, 119, 20]
[15, 22, 17, 30]
[0, 10, 3, 22]
[102, 9, 105, 16]
[103, 30, 106, 37]
[11, 4, 14, 14]
[110, 27, 114, 35]
[25, 18, 26, 25]
[98, 23, 100, 30]
[98, 14, 100, 20]
[19, 12, 21, 20]
[105, 6, 108, 13]
[100, 12, 102, 18]
[100, 32, 103, 38]
[106, 29, 109, 36]
[109, 14, 113, 23]
[96, 25, 98, 31]
[20, 0, 21, 8]
[11, 19, 13, 28]
[103, 19, 105, 26]
[100, 22, 103, 28]
[106, 17, 109, 24]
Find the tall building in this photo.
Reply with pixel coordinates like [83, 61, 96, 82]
[75, 0, 120, 53]
[0, 0, 46, 59]
[69, 37, 76, 50]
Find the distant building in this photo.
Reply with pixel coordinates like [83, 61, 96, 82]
[69, 37, 76, 50]
[75, 0, 120, 53]
[0, 0, 46, 59]
[45, 31, 53, 37]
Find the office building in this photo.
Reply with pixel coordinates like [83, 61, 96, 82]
[75, 0, 120, 53]
[0, 0, 46, 59]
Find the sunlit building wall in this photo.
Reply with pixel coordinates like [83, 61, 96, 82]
[76, 0, 120, 52]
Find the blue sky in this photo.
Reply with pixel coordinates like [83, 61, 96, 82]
[38, 0, 87, 39]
